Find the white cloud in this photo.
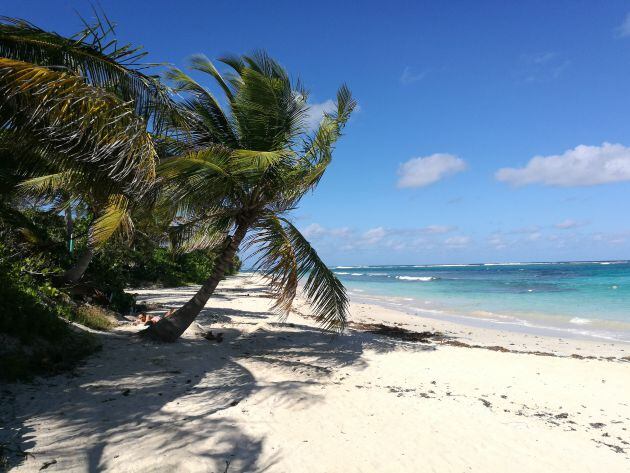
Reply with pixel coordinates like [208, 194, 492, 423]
[362, 227, 387, 245]
[400, 67, 427, 85]
[488, 234, 507, 250]
[397, 153, 467, 188]
[496, 143, 630, 187]
[420, 225, 457, 234]
[444, 236, 471, 248]
[617, 13, 630, 37]
[329, 227, 352, 238]
[527, 232, 542, 241]
[555, 219, 586, 230]
[300, 223, 466, 252]
[509, 225, 541, 234]
[302, 223, 327, 239]
[302, 223, 350, 239]
[304, 99, 336, 130]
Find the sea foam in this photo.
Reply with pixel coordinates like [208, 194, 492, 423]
[395, 276, 437, 281]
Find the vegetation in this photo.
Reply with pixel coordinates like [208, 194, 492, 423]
[0, 11, 352, 376]
[144, 53, 355, 341]
[0, 243, 102, 381]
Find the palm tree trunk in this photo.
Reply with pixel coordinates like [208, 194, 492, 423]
[64, 207, 74, 255]
[143, 220, 250, 342]
[59, 245, 94, 284]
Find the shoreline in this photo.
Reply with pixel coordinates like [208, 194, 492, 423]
[346, 290, 630, 347]
[316, 260, 630, 344]
[2, 275, 629, 472]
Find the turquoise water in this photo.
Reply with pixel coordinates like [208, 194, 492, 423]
[332, 261, 630, 342]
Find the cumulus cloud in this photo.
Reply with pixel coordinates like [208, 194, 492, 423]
[400, 67, 427, 85]
[397, 153, 467, 188]
[617, 13, 630, 37]
[496, 143, 630, 187]
[304, 99, 336, 130]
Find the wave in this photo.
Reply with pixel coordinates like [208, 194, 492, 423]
[395, 276, 438, 282]
[335, 272, 350, 275]
[570, 317, 591, 325]
[413, 264, 472, 268]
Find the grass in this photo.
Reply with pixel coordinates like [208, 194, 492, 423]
[68, 305, 116, 331]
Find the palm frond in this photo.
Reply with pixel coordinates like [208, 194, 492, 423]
[231, 148, 295, 173]
[0, 58, 157, 193]
[164, 66, 237, 147]
[168, 213, 232, 253]
[248, 216, 348, 331]
[90, 194, 133, 247]
[0, 15, 177, 133]
[190, 54, 233, 100]
[0, 202, 49, 245]
[17, 172, 75, 199]
[285, 85, 357, 202]
[230, 60, 308, 151]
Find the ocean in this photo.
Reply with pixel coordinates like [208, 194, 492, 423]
[332, 261, 630, 342]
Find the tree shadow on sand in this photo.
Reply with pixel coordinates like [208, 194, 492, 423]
[1, 308, 434, 471]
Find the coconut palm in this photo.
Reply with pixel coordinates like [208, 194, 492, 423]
[16, 171, 137, 283]
[144, 52, 355, 342]
[0, 15, 177, 282]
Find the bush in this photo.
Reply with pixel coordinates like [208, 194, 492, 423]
[0, 244, 101, 381]
[88, 239, 242, 292]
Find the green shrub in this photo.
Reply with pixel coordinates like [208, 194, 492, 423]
[88, 240, 242, 291]
[0, 244, 101, 381]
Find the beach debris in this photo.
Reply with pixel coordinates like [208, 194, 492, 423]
[40, 459, 57, 470]
[593, 440, 625, 454]
[350, 322, 443, 343]
[203, 331, 224, 343]
[590, 422, 606, 429]
[479, 398, 492, 408]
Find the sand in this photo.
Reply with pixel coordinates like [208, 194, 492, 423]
[2, 274, 629, 472]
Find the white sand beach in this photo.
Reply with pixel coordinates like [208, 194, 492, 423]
[2, 274, 630, 472]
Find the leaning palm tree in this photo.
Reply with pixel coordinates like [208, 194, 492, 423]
[144, 52, 355, 342]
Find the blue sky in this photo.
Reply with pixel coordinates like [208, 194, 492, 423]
[6, 0, 630, 264]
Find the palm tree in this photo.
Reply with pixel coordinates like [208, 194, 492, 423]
[16, 171, 137, 284]
[0, 15, 177, 283]
[144, 52, 355, 342]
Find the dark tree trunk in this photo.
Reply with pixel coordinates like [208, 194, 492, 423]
[142, 220, 250, 342]
[58, 245, 94, 285]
